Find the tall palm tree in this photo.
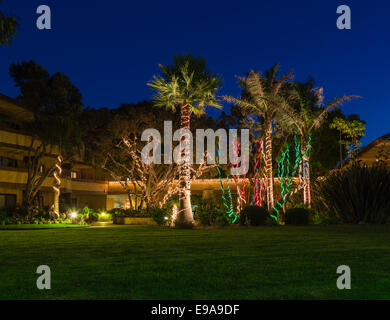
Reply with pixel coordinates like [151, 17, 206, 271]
[277, 80, 359, 207]
[148, 54, 221, 228]
[223, 64, 293, 211]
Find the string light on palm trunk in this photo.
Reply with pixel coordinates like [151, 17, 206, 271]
[272, 134, 311, 220]
[177, 104, 192, 214]
[216, 140, 237, 223]
[251, 140, 267, 207]
[231, 139, 247, 213]
[52, 155, 63, 216]
[272, 145, 290, 218]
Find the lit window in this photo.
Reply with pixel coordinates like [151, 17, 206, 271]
[70, 171, 78, 179]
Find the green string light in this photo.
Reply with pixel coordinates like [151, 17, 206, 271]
[272, 133, 312, 219]
[216, 140, 237, 224]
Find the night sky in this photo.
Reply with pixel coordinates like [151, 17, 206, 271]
[1, 0, 389, 145]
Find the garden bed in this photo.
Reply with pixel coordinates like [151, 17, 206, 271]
[113, 216, 156, 225]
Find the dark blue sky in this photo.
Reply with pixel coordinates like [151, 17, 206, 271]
[1, 0, 389, 145]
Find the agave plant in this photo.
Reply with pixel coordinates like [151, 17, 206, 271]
[313, 163, 390, 224]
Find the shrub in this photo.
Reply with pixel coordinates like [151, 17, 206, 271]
[108, 208, 150, 218]
[151, 207, 171, 226]
[214, 213, 230, 227]
[193, 198, 231, 226]
[285, 207, 310, 225]
[313, 163, 390, 224]
[240, 206, 268, 226]
[311, 210, 340, 225]
[193, 200, 215, 226]
[88, 211, 100, 222]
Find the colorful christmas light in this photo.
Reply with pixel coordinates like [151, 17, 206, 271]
[216, 140, 237, 223]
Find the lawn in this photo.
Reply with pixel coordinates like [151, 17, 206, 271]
[0, 224, 88, 230]
[0, 225, 389, 300]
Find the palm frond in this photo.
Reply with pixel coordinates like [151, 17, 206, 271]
[311, 95, 361, 130]
[272, 70, 294, 95]
[274, 97, 304, 133]
[222, 95, 259, 114]
[246, 71, 265, 99]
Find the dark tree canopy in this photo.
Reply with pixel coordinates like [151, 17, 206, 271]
[9, 60, 83, 119]
[0, 0, 19, 47]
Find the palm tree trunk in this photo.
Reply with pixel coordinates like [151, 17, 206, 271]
[52, 155, 62, 219]
[302, 156, 311, 208]
[265, 120, 274, 211]
[339, 131, 343, 168]
[301, 140, 311, 208]
[175, 103, 194, 228]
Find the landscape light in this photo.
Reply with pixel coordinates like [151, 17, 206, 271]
[71, 212, 77, 218]
[101, 212, 106, 217]
[164, 216, 169, 221]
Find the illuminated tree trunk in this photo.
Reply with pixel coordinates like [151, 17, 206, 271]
[175, 103, 194, 228]
[265, 120, 274, 211]
[52, 155, 62, 218]
[301, 140, 311, 208]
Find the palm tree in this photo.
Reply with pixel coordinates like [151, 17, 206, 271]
[223, 64, 293, 211]
[148, 54, 221, 228]
[277, 79, 359, 207]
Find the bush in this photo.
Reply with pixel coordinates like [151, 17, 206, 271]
[285, 207, 310, 225]
[193, 198, 231, 227]
[240, 206, 268, 226]
[108, 208, 150, 218]
[311, 210, 340, 225]
[193, 200, 215, 226]
[313, 163, 390, 224]
[151, 207, 171, 226]
[214, 213, 229, 227]
[88, 211, 100, 222]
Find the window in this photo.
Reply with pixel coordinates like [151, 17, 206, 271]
[0, 157, 17, 168]
[0, 194, 16, 208]
[70, 171, 78, 179]
[39, 164, 45, 174]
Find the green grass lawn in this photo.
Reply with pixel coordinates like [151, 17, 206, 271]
[0, 224, 89, 230]
[0, 225, 389, 300]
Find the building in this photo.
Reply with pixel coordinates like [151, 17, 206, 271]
[354, 133, 390, 167]
[0, 94, 108, 211]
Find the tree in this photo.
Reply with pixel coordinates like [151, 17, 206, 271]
[0, 0, 19, 47]
[223, 64, 293, 211]
[81, 101, 177, 210]
[102, 136, 213, 214]
[309, 107, 346, 177]
[10, 61, 83, 215]
[22, 116, 81, 216]
[148, 54, 221, 228]
[277, 79, 359, 207]
[9, 60, 83, 119]
[81, 100, 217, 216]
[330, 115, 366, 163]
